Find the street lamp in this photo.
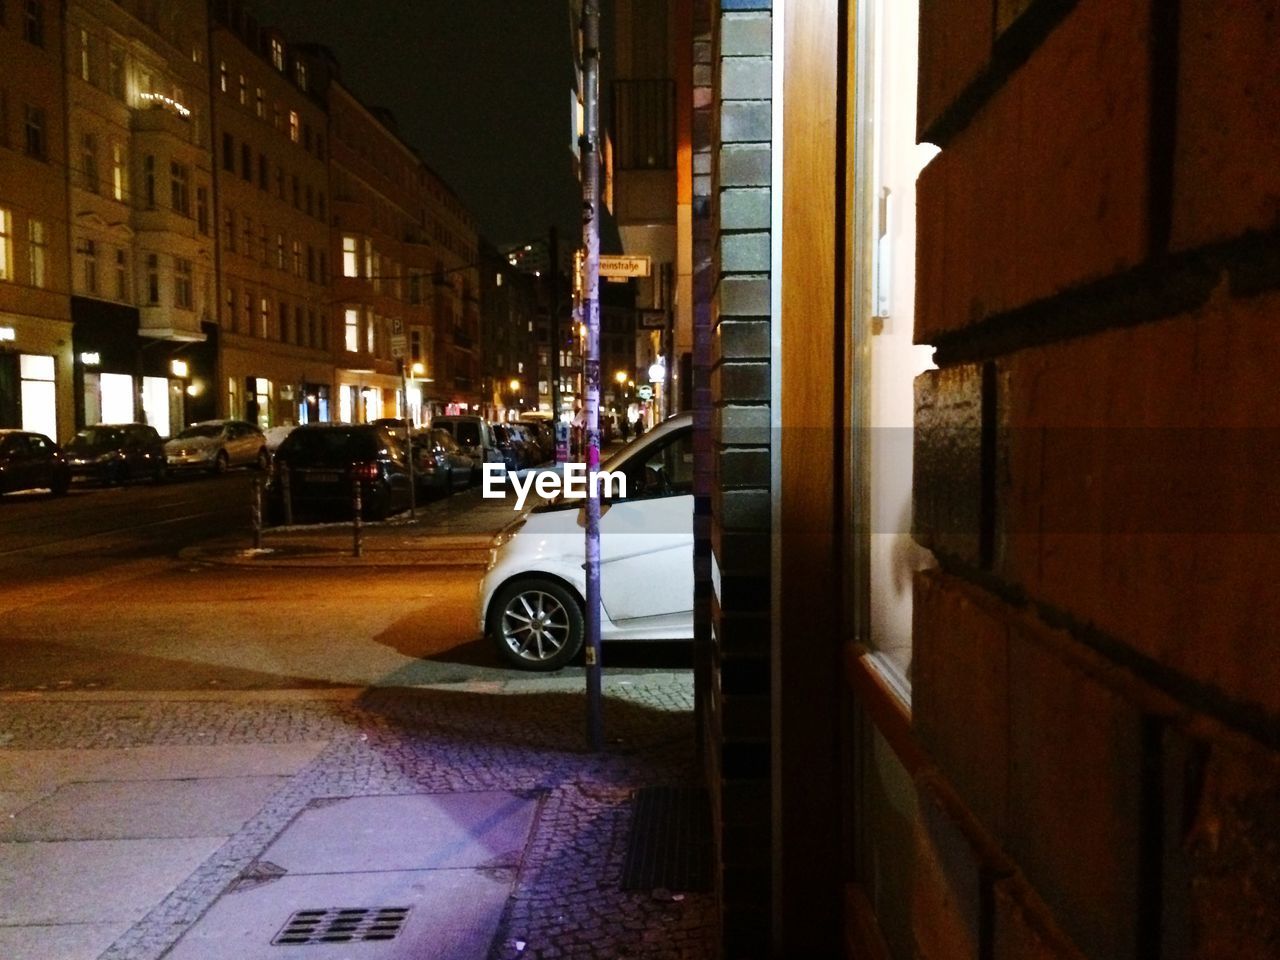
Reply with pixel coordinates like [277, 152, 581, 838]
[614, 370, 627, 385]
[509, 378, 521, 393]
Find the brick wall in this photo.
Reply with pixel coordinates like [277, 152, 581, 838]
[707, 1, 774, 955]
[913, 1, 1280, 957]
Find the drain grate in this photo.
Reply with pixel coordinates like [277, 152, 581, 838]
[621, 786, 711, 892]
[272, 907, 411, 946]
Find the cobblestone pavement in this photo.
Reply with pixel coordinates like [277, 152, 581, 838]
[0, 674, 715, 959]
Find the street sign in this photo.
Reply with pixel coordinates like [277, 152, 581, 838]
[390, 334, 407, 358]
[599, 255, 651, 278]
[637, 384, 653, 401]
[639, 310, 665, 329]
[391, 317, 404, 335]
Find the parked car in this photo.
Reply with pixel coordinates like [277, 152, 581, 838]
[263, 424, 298, 454]
[371, 417, 412, 442]
[491, 424, 530, 471]
[410, 427, 475, 496]
[64, 423, 166, 485]
[0, 430, 70, 496]
[478, 412, 695, 670]
[518, 420, 555, 462]
[432, 415, 506, 476]
[507, 423, 548, 466]
[164, 419, 269, 474]
[268, 423, 413, 521]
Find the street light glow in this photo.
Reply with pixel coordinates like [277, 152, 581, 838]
[614, 370, 627, 384]
[171, 359, 189, 378]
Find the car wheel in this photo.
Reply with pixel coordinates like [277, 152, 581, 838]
[109, 461, 128, 486]
[50, 469, 70, 497]
[212, 451, 229, 475]
[255, 448, 270, 471]
[489, 578, 585, 671]
[152, 462, 167, 484]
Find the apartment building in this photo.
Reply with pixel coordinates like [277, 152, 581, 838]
[209, 1, 330, 429]
[479, 238, 537, 421]
[65, 0, 216, 435]
[0, 0, 74, 441]
[424, 169, 481, 416]
[325, 78, 435, 425]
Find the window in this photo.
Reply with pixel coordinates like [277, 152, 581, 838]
[81, 133, 99, 193]
[302, 122, 311, 151]
[218, 61, 227, 93]
[222, 132, 234, 171]
[143, 154, 155, 209]
[23, 104, 46, 159]
[275, 233, 284, 270]
[242, 215, 253, 261]
[237, 74, 246, 106]
[258, 153, 268, 190]
[306, 244, 315, 282]
[114, 248, 127, 300]
[255, 87, 264, 119]
[342, 235, 358, 277]
[259, 296, 269, 338]
[224, 207, 236, 252]
[109, 47, 126, 99]
[23, 0, 43, 47]
[275, 166, 284, 199]
[146, 253, 159, 303]
[196, 186, 209, 234]
[288, 111, 299, 143]
[270, 38, 284, 72]
[295, 61, 307, 91]
[291, 173, 299, 208]
[292, 239, 301, 276]
[242, 290, 252, 333]
[366, 313, 375, 354]
[0, 208, 10, 280]
[319, 252, 327, 283]
[273, 103, 282, 131]
[224, 285, 236, 330]
[81, 238, 98, 294]
[279, 300, 289, 341]
[0, 92, 9, 149]
[27, 219, 45, 288]
[111, 143, 126, 200]
[169, 162, 189, 215]
[305, 184, 313, 216]
[316, 133, 325, 160]
[79, 28, 91, 81]
[240, 142, 251, 181]
[344, 308, 359, 352]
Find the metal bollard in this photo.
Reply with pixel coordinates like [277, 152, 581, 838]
[352, 477, 363, 558]
[281, 465, 293, 526]
[251, 477, 262, 549]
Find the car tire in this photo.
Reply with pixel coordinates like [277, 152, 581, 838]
[152, 462, 167, 484]
[255, 448, 270, 471]
[212, 451, 229, 475]
[489, 578, 585, 671]
[50, 470, 70, 497]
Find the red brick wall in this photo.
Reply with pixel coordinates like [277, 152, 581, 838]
[913, 0, 1280, 957]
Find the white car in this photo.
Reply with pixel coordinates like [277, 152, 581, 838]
[478, 413, 695, 670]
[164, 419, 269, 474]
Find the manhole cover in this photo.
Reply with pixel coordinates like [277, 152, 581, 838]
[272, 907, 411, 946]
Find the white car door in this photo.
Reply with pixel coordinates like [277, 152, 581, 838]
[598, 427, 695, 623]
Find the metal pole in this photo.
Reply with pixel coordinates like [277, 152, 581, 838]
[403, 366, 417, 520]
[352, 477, 363, 558]
[251, 477, 262, 549]
[581, 0, 604, 752]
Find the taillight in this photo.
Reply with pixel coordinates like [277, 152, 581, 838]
[354, 462, 379, 481]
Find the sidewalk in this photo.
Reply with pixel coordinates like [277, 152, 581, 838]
[0, 676, 714, 960]
[179, 486, 521, 568]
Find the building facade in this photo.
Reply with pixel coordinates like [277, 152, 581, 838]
[0, 0, 75, 442]
[210, 0, 331, 430]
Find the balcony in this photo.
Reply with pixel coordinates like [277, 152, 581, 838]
[139, 305, 205, 342]
[131, 101, 197, 146]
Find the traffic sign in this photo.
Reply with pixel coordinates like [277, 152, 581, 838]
[599, 255, 651, 278]
[390, 334, 407, 358]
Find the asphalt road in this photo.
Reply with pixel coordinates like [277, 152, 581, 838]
[0, 469, 689, 693]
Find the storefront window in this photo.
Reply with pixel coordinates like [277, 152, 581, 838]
[141, 376, 169, 433]
[19, 354, 56, 439]
[99, 371, 134, 424]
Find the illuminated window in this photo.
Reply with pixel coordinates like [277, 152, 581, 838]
[27, 219, 45, 288]
[295, 61, 307, 91]
[342, 235, 358, 277]
[270, 38, 284, 72]
[255, 87, 264, 118]
[366, 313, 375, 354]
[111, 142, 125, 200]
[0, 209, 12, 280]
[238, 74, 246, 106]
[259, 296, 269, 338]
[275, 233, 285, 270]
[292, 240, 301, 276]
[79, 28, 91, 81]
[288, 110, 299, 143]
[344, 308, 359, 352]
[218, 61, 227, 93]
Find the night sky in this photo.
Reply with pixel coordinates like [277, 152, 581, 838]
[251, 0, 586, 250]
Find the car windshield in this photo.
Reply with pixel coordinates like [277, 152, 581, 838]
[452, 422, 481, 446]
[175, 424, 224, 439]
[279, 428, 380, 464]
[71, 427, 122, 448]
